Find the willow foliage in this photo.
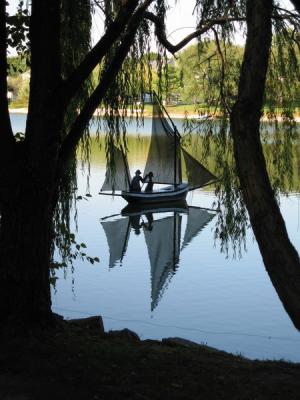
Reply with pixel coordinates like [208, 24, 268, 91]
[9, 0, 300, 263]
[54, 0, 93, 269]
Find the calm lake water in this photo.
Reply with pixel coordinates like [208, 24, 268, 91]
[11, 113, 300, 362]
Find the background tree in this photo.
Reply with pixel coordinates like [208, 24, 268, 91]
[177, 42, 243, 106]
[230, 0, 300, 326]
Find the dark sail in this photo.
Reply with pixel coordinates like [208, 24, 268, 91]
[101, 145, 131, 192]
[144, 98, 181, 184]
[181, 147, 217, 190]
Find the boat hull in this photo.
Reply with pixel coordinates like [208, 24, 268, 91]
[121, 183, 189, 204]
[121, 200, 188, 216]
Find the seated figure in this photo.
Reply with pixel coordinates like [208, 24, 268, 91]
[130, 169, 146, 192]
[145, 171, 154, 192]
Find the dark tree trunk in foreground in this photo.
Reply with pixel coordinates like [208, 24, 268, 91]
[0, 182, 54, 326]
[0, 0, 150, 330]
[231, 0, 300, 328]
[0, 0, 61, 328]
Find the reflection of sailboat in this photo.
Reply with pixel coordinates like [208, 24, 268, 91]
[143, 212, 182, 311]
[100, 217, 130, 268]
[100, 92, 217, 204]
[101, 205, 216, 310]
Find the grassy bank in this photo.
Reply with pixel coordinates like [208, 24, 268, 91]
[1, 319, 300, 400]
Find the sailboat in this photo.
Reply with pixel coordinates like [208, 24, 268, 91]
[100, 92, 217, 204]
[100, 205, 216, 310]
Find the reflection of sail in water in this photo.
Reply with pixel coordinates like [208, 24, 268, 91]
[101, 218, 130, 267]
[101, 206, 216, 309]
[143, 213, 182, 311]
[181, 206, 215, 250]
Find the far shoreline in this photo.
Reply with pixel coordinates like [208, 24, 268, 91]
[9, 107, 300, 122]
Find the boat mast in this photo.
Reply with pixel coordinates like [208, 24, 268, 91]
[173, 211, 176, 270]
[174, 127, 177, 187]
[172, 123, 182, 187]
[120, 145, 131, 189]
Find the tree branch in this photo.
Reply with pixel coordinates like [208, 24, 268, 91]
[290, 0, 300, 15]
[145, 11, 245, 55]
[275, 6, 300, 20]
[61, 0, 144, 110]
[146, 8, 300, 56]
[58, 0, 153, 166]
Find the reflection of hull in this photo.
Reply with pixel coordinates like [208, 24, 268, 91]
[121, 183, 189, 204]
[121, 200, 188, 216]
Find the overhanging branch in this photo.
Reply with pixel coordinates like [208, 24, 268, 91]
[145, 11, 245, 54]
[212, 27, 230, 114]
[290, 0, 300, 15]
[146, 8, 300, 55]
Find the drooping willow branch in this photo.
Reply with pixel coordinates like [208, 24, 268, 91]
[58, 0, 154, 166]
[212, 27, 231, 115]
[61, 0, 140, 109]
[275, 6, 300, 21]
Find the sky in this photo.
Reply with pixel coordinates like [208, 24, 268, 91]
[91, 0, 200, 49]
[7, 0, 295, 53]
[6, 0, 201, 54]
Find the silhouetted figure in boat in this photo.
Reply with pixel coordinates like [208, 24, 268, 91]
[130, 214, 143, 235]
[145, 171, 154, 192]
[143, 212, 154, 231]
[130, 169, 147, 192]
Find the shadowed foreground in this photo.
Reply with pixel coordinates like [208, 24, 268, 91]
[1, 319, 300, 400]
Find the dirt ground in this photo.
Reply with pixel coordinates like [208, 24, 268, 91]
[1, 318, 300, 400]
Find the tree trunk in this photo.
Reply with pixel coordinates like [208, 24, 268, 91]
[231, 0, 300, 329]
[0, 164, 55, 329]
[0, 1, 63, 331]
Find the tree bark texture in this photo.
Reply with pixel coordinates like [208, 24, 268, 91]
[231, 0, 300, 329]
[0, 0, 62, 330]
[0, 174, 54, 327]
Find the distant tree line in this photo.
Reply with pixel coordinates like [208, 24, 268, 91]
[7, 37, 300, 111]
[156, 39, 300, 109]
[7, 55, 29, 105]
